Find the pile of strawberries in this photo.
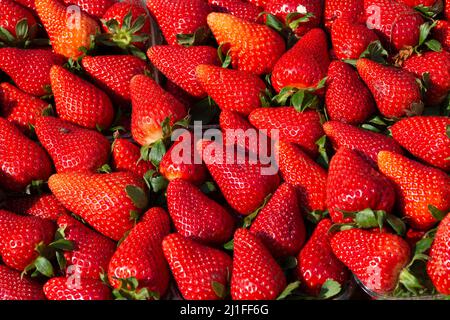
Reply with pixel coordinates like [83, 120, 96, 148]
[0, 0, 449, 301]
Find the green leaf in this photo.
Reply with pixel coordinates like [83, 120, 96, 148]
[286, 12, 314, 30]
[307, 210, 329, 224]
[56, 251, 67, 271]
[48, 239, 74, 251]
[276, 281, 301, 300]
[150, 175, 169, 193]
[428, 204, 447, 221]
[223, 239, 234, 251]
[15, 19, 29, 40]
[217, 43, 232, 68]
[425, 39, 442, 52]
[315, 135, 329, 167]
[211, 281, 226, 299]
[318, 279, 342, 299]
[414, 238, 434, 256]
[272, 86, 296, 106]
[200, 181, 217, 194]
[32, 256, 54, 278]
[176, 26, 210, 47]
[263, 13, 284, 32]
[353, 208, 383, 229]
[386, 213, 407, 236]
[125, 185, 148, 209]
[359, 40, 389, 64]
[97, 164, 112, 174]
[414, 2, 443, 18]
[149, 140, 167, 168]
[0, 26, 15, 43]
[418, 21, 437, 46]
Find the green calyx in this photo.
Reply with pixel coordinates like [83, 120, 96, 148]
[112, 277, 160, 300]
[0, 18, 42, 48]
[177, 26, 211, 47]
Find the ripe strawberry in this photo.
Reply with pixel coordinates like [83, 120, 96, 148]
[162, 233, 232, 300]
[0, 118, 52, 192]
[297, 219, 349, 295]
[248, 108, 324, 158]
[231, 228, 286, 300]
[0, 82, 48, 132]
[0, 265, 45, 300]
[208, 0, 262, 22]
[50, 65, 114, 130]
[326, 148, 396, 223]
[446, 0, 450, 19]
[108, 208, 171, 298]
[324, 0, 365, 30]
[247, 0, 268, 6]
[323, 121, 404, 166]
[3, 194, 68, 221]
[433, 20, 450, 52]
[13, 0, 36, 11]
[112, 138, 154, 178]
[147, 45, 220, 98]
[0, 0, 38, 45]
[397, 0, 437, 7]
[378, 151, 450, 230]
[331, 228, 410, 294]
[48, 171, 147, 241]
[63, 0, 114, 18]
[130, 74, 187, 146]
[0, 48, 65, 96]
[196, 64, 267, 116]
[35, 116, 110, 173]
[207, 12, 285, 75]
[271, 28, 329, 92]
[275, 141, 327, 213]
[44, 277, 111, 300]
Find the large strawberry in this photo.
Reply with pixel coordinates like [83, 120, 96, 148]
[0, 118, 52, 192]
[207, 12, 285, 75]
[378, 151, 450, 230]
[433, 20, 450, 52]
[63, 0, 114, 18]
[208, 0, 262, 22]
[44, 277, 111, 300]
[162, 233, 232, 300]
[0, 265, 45, 300]
[324, 0, 365, 30]
[48, 171, 148, 241]
[112, 138, 154, 178]
[3, 194, 68, 221]
[0, 0, 38, 46]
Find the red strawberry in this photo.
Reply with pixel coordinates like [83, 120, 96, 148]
[196, 64, 267, 116]
[13, 0, 36, 11]
[0, 48, 65, 96]
[271, 28, 329, 92]
[208, 0, 262, 22]
[378, 151, 450, 230]
[247, 0, 268, 6]
[3, 194, 68, 221]
[324, 0, 365, 30]
[207, 12, 285, 75]
[48, 171, 147, 241]
[108, 208, 171, 298]
[297, 219, 349, 295]
[130, 74, 187, 146]
[0, 118, 52, 192]
[165, 80, 197, 109]
[44, 277, 111, 300]
[162, 233, 232, 300]
[405, 228, 426, 248]
[35, 116, 110, 173]
[147, 45, 220, 98]
[248, 108, 324, 158]
[325, 61, 375, 125]
[446, 0, 450, 19]
[0, 0, 38, 45]
[397, 0, 437, 7]
[326, 148, 396, 223]
[331, 228, 410, 294]
[50, 65, 114, 130]
[433, 20, 450, 52]
[231, 228, 286, 300]
[323, 120, 404, 166]
[0, 265, 45, 300]
[63, 0, 114, 18]
[112, 138, 154, 178]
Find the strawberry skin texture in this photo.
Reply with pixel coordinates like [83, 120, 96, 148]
[44, 277, 111, 300]
[130, 75, 187, 146]
[391, 116, 450, 172]
[112, 138, 154, 178]
[231, 228, 286, 300]
[4, 194, 68, 221]
[147, 46, 220, 98]
[250, 183, 306, 257]
[249, 108, 324, 158]
[196, 64, 267, 116]
[327, 148, 396, 223]
[324, 0, 365, 30]
[331, 228, 410, 294]
[48, 172, 147, 241]
[275, 141, 327, 213]
[163, 233, 232, 300]
[323, 120, 404, 166]
[208, 0, 262, 22]
[0, 118, 52, 192]
[64, 0, 114, 18]
[397, 0, 436, 7]
[0, 48, 65, 96]
[378, 151, 450, 230]
[297, 219, 349, 295]
[108, 208, 171, 297]
[433, 20, 450, 52]
[0, 82, 48, 133]
[271, 28, 330, 92]
[0, 0, 37, 38]
[35, 116, 110, 173]
[207, 12, 285, 75]
[0, 265, 45, 300]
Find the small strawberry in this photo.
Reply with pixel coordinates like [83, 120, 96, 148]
[163, 233, 232, 300]
[3, 194, 68, 221]
[208, 0, 262, 22]
[63, 0, 114, 18]
[112, 138, 154, 178]
[324, 0, 365, 30]
[0, 265, 45, 300]
[0, 0, 38, 46]
[44, 277, 111, 300]
[433, 20, 450, 52]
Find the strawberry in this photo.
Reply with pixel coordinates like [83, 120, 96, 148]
[0, 265, 45, 300]
[48, 171, 147, 241]
[44, 277, 111, 300]
[146, 0, 210, 46]
[323, 121, 404, 166]
[433, 20, 450, 52]
[271, 28, 329, 92]
[324, 0, 365, 30]
[13, 0, 36, 11]
[0, 48, 65, 96]
[165, 80, 197, 109]
[331, 228, 410, 294]
[248, 108, 324, 158]
[0, 0, 38, 46]
[208, 0, 262, 22]
[250, 183, 306, 257]
[0, 118, 52, 192]
[378, 151, 450, 230]
[231, 228, 286, 300]
[108, 208, 171, 298]
[207, 12, 285, 75]
[35, 116, 110, 173]
[147, 45, 220, 98]
[3, 194, 68, 221]
[64, 0, 114, 18]
[397, 0, 437, 7]
[130, 74, 187, 146]
[112, 138, 154, 178]
[196, 64, 267, 116]
[247, 0, 268, 6]
[0, 82, 48, 132]
[326, 148, 396, 223]
[50, 65, 114, 130]
[391, 116, 450, 172]
[325, 61, 375, 125]
[446, 0, 450, 19]
[162, 233, 232, 300]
